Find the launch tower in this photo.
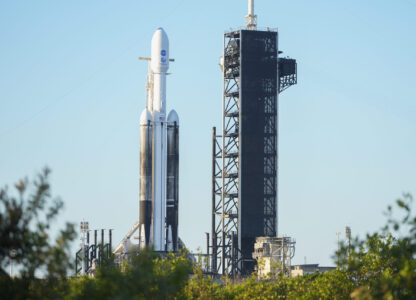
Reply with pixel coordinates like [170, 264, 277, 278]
[210, 0, 297, 276]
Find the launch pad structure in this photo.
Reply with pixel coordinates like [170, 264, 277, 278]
[75, 0, 298, 278]
[209, 1, 298, 276]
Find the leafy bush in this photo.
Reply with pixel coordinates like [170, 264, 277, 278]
[1, 170, 415, 299]
[67, 250, 192, 300]
[0, 168, 76, 299]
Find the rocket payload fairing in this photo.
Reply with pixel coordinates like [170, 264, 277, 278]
[139, 28, 179, 252]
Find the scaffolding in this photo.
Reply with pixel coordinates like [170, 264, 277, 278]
[75, 223, 113, 276]
[210, 29, 297, 277]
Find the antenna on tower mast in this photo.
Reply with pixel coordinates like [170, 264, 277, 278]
[245, 0, 257, 30]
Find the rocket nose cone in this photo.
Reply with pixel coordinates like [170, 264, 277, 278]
[167, 109, 179, 124]
[154, 27, 168, 39]
[140, 109, 152, 125]
[151, 27, 169, 73]
[155, 27, 167, 37]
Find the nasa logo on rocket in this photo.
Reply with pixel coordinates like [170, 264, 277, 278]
[161, 50, 167, 63]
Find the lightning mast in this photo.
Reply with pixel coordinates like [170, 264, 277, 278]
[245, 0, 257, 30]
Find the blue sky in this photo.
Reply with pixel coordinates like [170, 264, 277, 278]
[1, 0, 415, 266]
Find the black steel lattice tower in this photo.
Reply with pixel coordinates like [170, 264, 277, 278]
[211, 28, 297, 276]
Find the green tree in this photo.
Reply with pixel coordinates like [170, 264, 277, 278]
[184, 194, 416, 300]
[0, 168, 76, 299]
[336, 193, 416, 299]
[67, 249, 192, 300]
[2, 168, 415, 300]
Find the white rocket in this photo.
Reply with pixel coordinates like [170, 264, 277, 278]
[139, 28, 179, 252]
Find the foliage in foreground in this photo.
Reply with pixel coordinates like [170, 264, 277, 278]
[336, 193, 416, 299]
[185, 193, 416, 300]
[0, 170, 415, 299]
[0, 168, 76, 299]
[67, 250, 192, 300]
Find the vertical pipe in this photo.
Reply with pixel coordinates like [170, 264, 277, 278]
[231, 231, 235, 278]
[221, 33, 226, 277]
[94, 230, 97, 259]
[248, 0, 254, 15]
[86, 231, 90, 269]
[206, 232, 210, 272]
[211, 127, 217, 273]
[206, 232, 210, 256]
[213, 232, 217, 274]
[222, 234, 226, 276]
[100, 229, 104, 263]
[282, 238, 285, 273]
[109, 229, 113, 251]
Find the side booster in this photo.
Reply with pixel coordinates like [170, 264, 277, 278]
[139, 28, 179, 252]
